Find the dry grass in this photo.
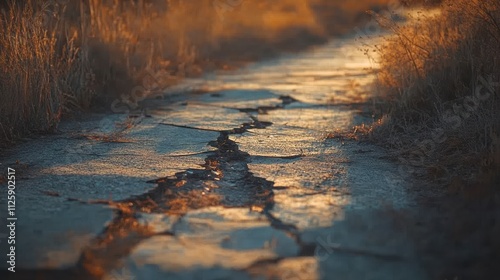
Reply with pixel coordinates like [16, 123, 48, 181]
[0, 1, 94, 144]
[369, 0, 500, 187]
[367, 5, 500, 274]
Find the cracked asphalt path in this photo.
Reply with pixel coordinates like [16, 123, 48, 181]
[1, 34, 427, 280]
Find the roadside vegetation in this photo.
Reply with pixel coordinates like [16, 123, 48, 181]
[370, 0, 499, 189]
[365, 2, 499, 276]
[0, 0, 390, 149]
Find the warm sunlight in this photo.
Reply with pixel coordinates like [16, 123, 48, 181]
[1, 0, 499, 279]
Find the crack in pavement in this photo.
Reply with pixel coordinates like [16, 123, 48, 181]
[44, 109, 291, 278]
[66, 93, 351, 278]
[16, 92, 407, 279]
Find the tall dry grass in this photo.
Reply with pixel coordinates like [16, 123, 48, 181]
[371, 0, 500, 187]
[369, 4, 500, 275]
[0, 0, 215, 147]
[0, 1, 94, 144]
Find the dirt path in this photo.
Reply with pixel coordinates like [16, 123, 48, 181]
[1, 33, 429, 279]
